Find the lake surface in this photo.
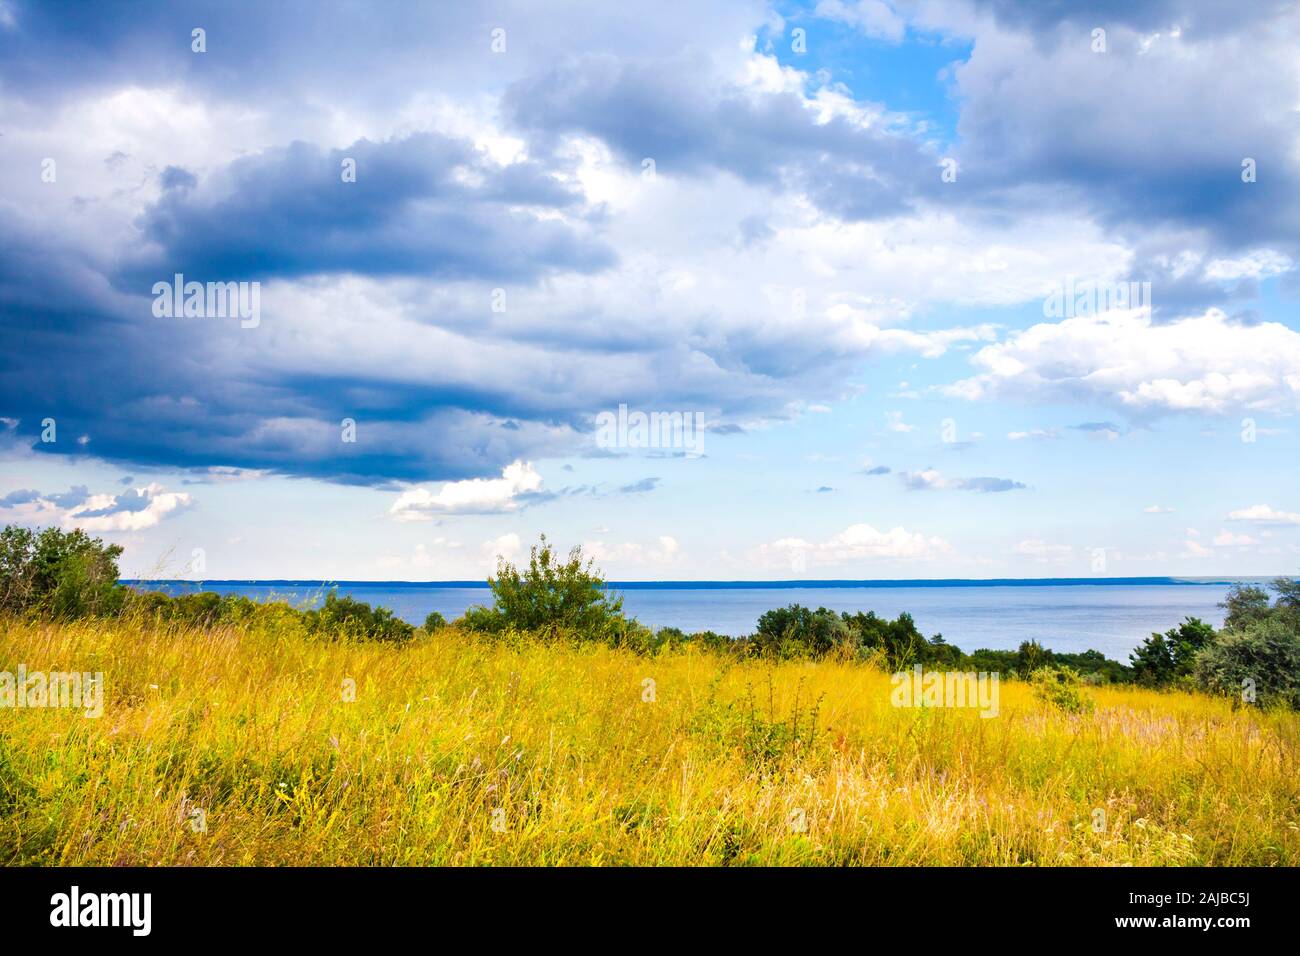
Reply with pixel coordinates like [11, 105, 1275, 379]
[126, 579, 1247, 660]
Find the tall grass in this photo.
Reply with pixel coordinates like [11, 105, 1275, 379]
[1, 615, 1296, 865]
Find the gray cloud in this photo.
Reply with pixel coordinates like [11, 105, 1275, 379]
[124, 133, 612, 286]
[617, 477, 661, 494]
[900, 470, 1025, 492]
[505, 51, 942, 222]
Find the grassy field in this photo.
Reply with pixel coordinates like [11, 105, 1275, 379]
[1, 616, 1297, 866]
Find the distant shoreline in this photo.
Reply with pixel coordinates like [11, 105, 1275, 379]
[121, 576, 1271, 589]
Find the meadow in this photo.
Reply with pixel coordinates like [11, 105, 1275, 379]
[2, 613, 1296, 866]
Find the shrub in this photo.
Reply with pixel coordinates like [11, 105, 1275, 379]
[1218, 584, 1273, 631]
[752, 605, 850, 659]
[1051, 648, 1129, 684]
[423, 610, 447, 632]
[655, 625, 687, 645]
[688, 630, 732, 652]
[309, 591, 415, 643]
[1194, 617, 1300, 710]
[749, 605, 955, 666]
[1030, 665, 1094, 714]
[0, 525, 126, 618]
[1016, 640, 1048, 675]
[136, 590, 252, 627]
[846, 610, 951, 669]
[1272, 576, 1300, 613]
[460, 535, 630, 641]
[605, 617, 659, 653]
[963, 647, 1019, 674]
[1129, 617, 1216, 687]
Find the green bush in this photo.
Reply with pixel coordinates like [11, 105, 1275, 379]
[1030, 665, 1094, 714]
[1194, 617, 1300, 710]
[961, 644, 1129, 682]
[308, 591, 415, 643]
[752, 605, 851, 659]
[0, 525, 126, 618]
[748, 605, 957, 667]
[1129, 617, 1216, 687]
[688, 630, 732, 652]
[460, 535, 630, 641]
[123, 584, 414, 643]
[1219, 584, 1274, 631]
[423, 610, 447, 632]
[1017, 640, 1048, 674]
[125, 589, 261, 628]
[1272, 576, 1300, 614]
[846, 610, 959, 669]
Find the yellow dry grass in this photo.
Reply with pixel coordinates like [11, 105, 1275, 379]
[1, 616, 1296, 865]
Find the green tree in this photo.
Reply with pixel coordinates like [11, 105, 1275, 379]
[0, 525, 126, 618]
[845, 610, 937, 669]
[1218, 584, 1272, 631]
[753, 605, 850, 658]
[1269, 576, 1300, 613]
[1194, 616, 1300, 710]
[310, 590, 415, 643]
[1016, 640, 1048, 676]
[462, 535, 628, 640]
[1130, 617, 1216, 687]
[1129, 631, 1174, 686]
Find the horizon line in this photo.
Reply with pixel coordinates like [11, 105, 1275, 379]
[120, 575, 1279, 589]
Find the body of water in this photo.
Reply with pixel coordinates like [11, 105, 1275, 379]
[126, 578, 1251, 661]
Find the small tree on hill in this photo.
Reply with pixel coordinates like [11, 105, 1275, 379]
[0, 525, 126, 618]
[462, 535, 628, 639]
[1129, 617, 1216, 687]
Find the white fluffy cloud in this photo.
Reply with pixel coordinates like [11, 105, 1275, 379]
[581, 535, 682, 570]
[67, 483, 192, 532]
[815, 0, 907, 42]
[0, 482, 192, 531]
[1213, 531, 1258, 547]
[757, 522, 951, 568]
[390, 462, 544, 520]
[482, 532, 524, 566]
[948, 308, 1300, 415]
[1227, 504, 1300, 526]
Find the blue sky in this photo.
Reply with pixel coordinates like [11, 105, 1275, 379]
[2, 0, 1299, 580]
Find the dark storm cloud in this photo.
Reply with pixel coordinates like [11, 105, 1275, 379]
[123, 133, 612, 285]
[0, 127, 614, 485]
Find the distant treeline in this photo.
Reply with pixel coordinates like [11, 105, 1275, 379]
[3, 525, 1297, 708]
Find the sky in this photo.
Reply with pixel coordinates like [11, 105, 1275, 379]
[1, 0, 1299, 581]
